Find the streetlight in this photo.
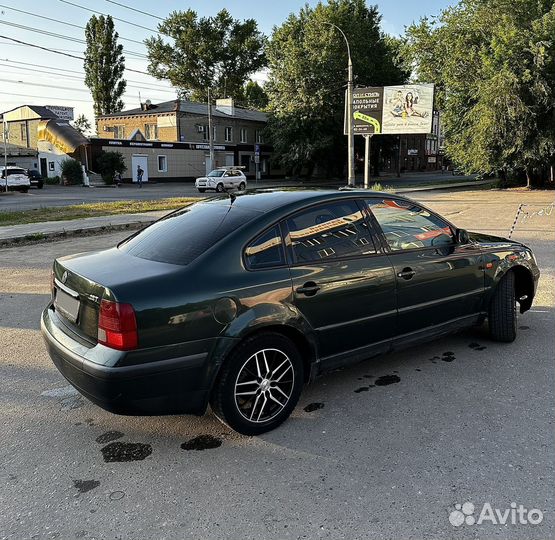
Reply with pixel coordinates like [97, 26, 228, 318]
[322, 21, 355, 187]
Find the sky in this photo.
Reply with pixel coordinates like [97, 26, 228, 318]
[0, 0, 452, 126]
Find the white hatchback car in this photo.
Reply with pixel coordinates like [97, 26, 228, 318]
[195, 167, 247, 193]
[0, 166, 31, 192]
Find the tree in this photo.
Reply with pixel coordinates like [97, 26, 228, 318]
[60, 158, 84, 185]
[403, 0, 555, 187]
[239, 80, 269, 110]
[265, 0, 408, 176]
[84, 15, 127, 116]
[96, 151, 127, 184]
[145, 9, 266, 102]
[72, 114, 92, 135]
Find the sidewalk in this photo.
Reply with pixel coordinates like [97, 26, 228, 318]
[0, 180, 493, 247]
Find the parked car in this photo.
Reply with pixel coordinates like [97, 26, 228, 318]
[41, 190, 539, 435]
[27, 169, 44, 189]
[0, 166, 31, 192]
[195, 166, 247, 193]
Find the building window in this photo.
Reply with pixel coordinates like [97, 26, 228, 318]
[213, 125, 217, 141]
[145, 123, 158, 140]
[255, 129, 263, 143]
[225, 126, 233, 142]
[20, 123, 27, 144]
[240, 128, 248, 143]
[157, 155, 167, 173]
[201, 125, 208, 141]
[114, 125, 125, 139]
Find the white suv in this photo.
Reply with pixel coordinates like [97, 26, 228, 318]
[195, 167, 247, 193]
[0, 166, 31, 192]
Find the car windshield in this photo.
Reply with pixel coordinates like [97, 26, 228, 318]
[207, 170, 225, 177]
[5, 168, 26, 176]
[118, 201, 259, 265]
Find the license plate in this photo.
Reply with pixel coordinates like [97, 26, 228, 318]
[55, 288, 80, 323]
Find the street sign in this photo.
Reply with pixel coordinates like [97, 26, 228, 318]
[352, 87, 383, 134]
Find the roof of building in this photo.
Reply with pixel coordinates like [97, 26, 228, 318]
[98, 100, 268, 123]
[0, 104, 59, 119]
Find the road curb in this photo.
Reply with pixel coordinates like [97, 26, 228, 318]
[0, 219, 155, 248]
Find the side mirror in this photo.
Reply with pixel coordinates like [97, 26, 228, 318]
[456, 228, 470, 244]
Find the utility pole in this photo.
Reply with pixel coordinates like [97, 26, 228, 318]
[364, 134, 372, 188]
[3, 119, 8, 192]
[207, 87, 215, 171]
[323, 22, 355, 187]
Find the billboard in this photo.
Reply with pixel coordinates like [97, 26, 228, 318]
[351, 84, 434, 135]
[45, 105, 74, 121]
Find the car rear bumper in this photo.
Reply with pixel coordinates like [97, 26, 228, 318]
[41, 307, 237, 416]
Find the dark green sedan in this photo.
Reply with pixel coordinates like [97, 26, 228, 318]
[41, 190, 540, 435]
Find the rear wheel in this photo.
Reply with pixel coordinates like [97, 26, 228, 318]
[216, 183, 224, 193]
[239, 181, 246, 191]
[38, 182, 44, 189]
[489, 271, 517, 342]
[210, 333, 304, 435]
[198, 188, 206, 193]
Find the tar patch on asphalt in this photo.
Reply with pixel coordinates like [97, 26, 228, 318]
[354, 387, 369, 393]
[519, 325, 530, 330]
[180, 435, 222, 451]
[95, 431, 124, 444]
[442, 351, 456, 362]
[374, 374, 401, 386]
[304, 402, 325, 412]
[73, 479, 100, 493]
[469, 343, 487, 351]
[100, 442, 152, 462]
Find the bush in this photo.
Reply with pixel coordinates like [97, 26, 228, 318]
[60, 159, 84, 185]
[45, 176, 61, 185]
[96, 151, 127, 185]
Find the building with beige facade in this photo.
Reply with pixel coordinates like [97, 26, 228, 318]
[94, 98, 278, 182]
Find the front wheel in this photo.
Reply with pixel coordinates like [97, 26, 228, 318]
[238, 181, 246, 191]
[198, 188, 206, 193]
[489, 271, 517, 342]
[216, 183, 224, 193]
[210, 333, 304, 435]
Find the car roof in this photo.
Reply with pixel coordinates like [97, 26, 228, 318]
[206, 188, 403, 214]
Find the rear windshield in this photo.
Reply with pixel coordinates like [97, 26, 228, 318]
[1, 168, 26, 177]
[118, 201, 259, 265]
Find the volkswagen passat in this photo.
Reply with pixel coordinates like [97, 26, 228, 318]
[41, 190, 539, 435]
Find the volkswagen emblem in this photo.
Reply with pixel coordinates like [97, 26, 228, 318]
[61, 271, 68, 283]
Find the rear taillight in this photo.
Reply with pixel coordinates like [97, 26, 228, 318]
[98, 299, 138, 350]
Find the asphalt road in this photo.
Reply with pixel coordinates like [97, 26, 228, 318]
[0, 189, 553, 540]
[0, 172, 477, 212]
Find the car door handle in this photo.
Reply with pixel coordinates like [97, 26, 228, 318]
[397, 267, 416, 280]
[296, 282, 320, 296]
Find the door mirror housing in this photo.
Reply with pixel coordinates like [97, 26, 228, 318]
[456, 228, 470, 244]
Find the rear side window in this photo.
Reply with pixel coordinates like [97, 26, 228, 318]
[118, 202, 258, 265]
[244, 225, 285, 269]
[285, 200, 377, 263]
[366, 198, 454, 251]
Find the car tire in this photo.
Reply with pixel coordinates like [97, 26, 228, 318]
[210, 332, 304, 435]
[38, 182, 44, 189]
[488, 271, 517, 342]
[239, 182, 246, 191]
[21, 188, 29, 193]
[198, 188, 206, 193]
[216, 183, 224, 193]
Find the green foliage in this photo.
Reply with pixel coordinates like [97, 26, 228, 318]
[266, 0, 408, 175]
[84, 15, 127, 116]
[45, 176, 61, 185]
[145, 9, 266, 102]
[72, 114, 92, 135]
[96, 151, 127, 184]
[403, 0, 555, 187]
[60, 159, 84, 185]
[239, 80, 269, 110]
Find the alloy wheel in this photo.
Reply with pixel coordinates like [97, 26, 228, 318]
[234, 348, 294, 423]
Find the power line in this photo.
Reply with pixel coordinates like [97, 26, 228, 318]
[0, 35, 150, 75]
[0, 19, 149, 58]
[58, 0, 161, 34]
[3, 77, 174, 102]
[1, 59, 173, 90]
[104, 0, 164, 21]
[0, 90, 92, 102]
[0, 4, 146, 46]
